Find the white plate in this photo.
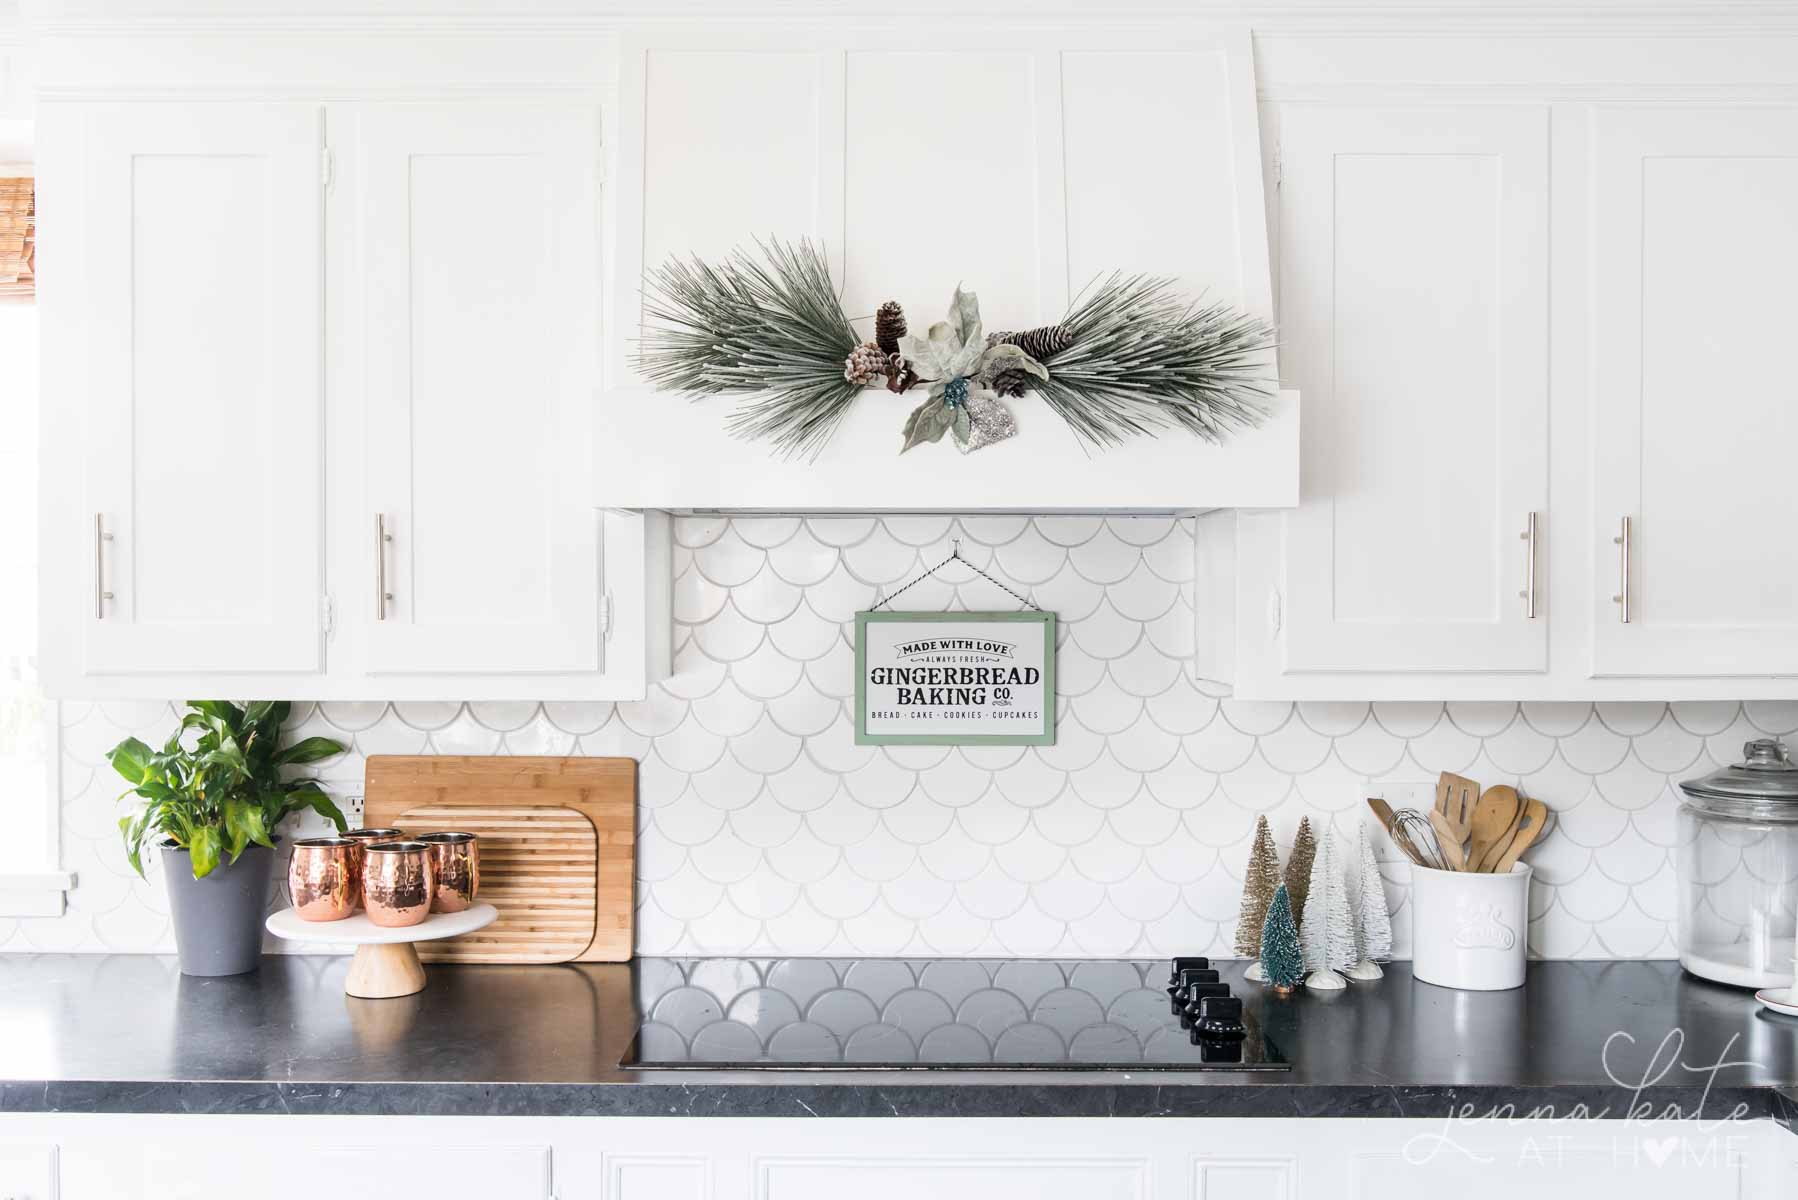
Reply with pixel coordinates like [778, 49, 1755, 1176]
[1754, 986, 1798, 1018]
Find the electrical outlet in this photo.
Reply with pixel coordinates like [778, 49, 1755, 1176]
[342, 793, 365, 827]
[1370, 779, 1435, 815]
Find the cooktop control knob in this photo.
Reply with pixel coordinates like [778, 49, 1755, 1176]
[1195, 995, 1246, 1039]
[1168, 957, 1210, 983]
[1178, 981, 1231, 1029]
[1167, 968, 1220, 1013]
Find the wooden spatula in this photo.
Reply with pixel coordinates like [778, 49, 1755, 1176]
[1366, 796, 1397, 833]
[1431, 772, 1480, 870]
[1491, 797, 1550, 874]
[1469, 785, 1523, 872]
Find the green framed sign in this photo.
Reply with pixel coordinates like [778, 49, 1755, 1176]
[854, 611, 1057, 746]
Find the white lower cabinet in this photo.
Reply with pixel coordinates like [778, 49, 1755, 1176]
[135, 1144, 550, 1200]
[0, 1144, 56, 1200]
[9, 1115, 1792, 1200]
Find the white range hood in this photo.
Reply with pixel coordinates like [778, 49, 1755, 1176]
[595, 27, 1296, 512]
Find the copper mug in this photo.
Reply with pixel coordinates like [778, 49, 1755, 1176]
[360, 840, 436, 927]
[340, 828, 407, 910]
[287, 837, 359, 922]
[417, 832, 480, 913]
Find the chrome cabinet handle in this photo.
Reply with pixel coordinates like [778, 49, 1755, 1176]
[1518, 511, 1538, 619]
[94, 513, 114, 619]
[375, 514, 393, 620]
[1611, 515, 1632, 624]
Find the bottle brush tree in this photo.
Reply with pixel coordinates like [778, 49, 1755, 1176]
[1346, 820, 1394, 981]
[1235, 814, 1282, 981]
[1259, 883, 1304, 994]
[1299, 827, 1357, 991]
[1283, 816, 1317, 928]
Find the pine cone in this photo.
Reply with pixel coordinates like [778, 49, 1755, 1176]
[989, 324, 1073, 364]
[843, 341, 888, 387]
[875, 300, 908, 358]
[989, 367, 1034, 398]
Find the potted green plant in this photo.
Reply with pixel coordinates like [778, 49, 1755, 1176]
[108, 701, 348, 976]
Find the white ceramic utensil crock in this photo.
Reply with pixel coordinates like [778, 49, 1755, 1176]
[1410, 862, 1532, 991]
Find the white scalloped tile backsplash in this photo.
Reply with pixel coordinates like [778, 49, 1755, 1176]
[6, 515, 1795, 960]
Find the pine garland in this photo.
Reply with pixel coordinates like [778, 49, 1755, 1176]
[1031, 273, 1276, 447]
[635, 238, 862, 459]
[635, 244, 1278, 457]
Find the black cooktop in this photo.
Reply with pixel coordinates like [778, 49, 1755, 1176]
[620, 957, 1290, 1071]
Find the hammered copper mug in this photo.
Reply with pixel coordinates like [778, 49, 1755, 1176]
[340, 827, 406, 910]
[361, 840, 436, 927]
[287, 837, 359, 922]
[417, 831, 480, 913]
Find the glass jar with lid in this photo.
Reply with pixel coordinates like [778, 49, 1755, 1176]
[1676, 738, 1798, 988]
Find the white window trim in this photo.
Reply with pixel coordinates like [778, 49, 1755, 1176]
[0, 698, 72, 918]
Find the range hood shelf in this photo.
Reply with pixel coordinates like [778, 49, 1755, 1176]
[595, 388, 1299, 513]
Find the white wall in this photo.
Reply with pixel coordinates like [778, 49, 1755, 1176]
[5, 515, 1792, 960]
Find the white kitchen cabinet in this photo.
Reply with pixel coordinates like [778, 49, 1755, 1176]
[37, 98, 671, 701]
[0, 1144, 57, 1200]
[49, 102, 327, 677]
[1588, 105, 1798, 679]
[105, 1140, 550, 1200]
[12, 1114, 1793, 1199]
[1254, 105, 1550, 676]
[345, 102, 606, 676]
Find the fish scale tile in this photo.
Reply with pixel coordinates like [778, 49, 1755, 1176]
[7, 514, 1781, 961]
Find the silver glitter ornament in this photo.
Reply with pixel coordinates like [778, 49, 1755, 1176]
[959, 392, 1018, 453]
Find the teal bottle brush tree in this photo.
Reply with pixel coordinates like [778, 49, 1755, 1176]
[1259, 883, 1305, 995]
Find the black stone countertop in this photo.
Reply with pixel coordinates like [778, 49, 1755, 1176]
[1, 954, 1795, 1120]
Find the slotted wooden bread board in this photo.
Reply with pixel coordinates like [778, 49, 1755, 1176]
[364, 756, 636, 962]
[391, 803, 595, 964]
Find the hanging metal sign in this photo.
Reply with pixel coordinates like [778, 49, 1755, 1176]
[854, 610, 1056, 746]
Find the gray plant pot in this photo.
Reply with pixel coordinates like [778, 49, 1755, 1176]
[160, 840, 273, 977]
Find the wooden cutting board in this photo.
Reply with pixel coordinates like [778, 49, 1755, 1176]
[364, 755, 635, 962]
[386, 803, 595, 964]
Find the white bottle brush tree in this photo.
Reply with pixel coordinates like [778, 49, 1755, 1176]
[1299, 827, 1357, 991]
[1345, 821, 1393, 981]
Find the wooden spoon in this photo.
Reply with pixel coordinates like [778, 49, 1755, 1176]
[1366, 796, 1397, 833]
[1469, 785, 1523, 872]
[1491, 797, 1550, 874]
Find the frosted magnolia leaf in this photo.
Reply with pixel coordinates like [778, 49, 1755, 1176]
[900, 286, 987, 382]
[977, 342, 1049, 386]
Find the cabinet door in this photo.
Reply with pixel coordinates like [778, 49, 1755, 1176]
[0, 1144, 56, 1200]
[81, 104, 324, 674]
[353, 103, 602, 674]
[141, 1142, 549, 1200]
[1276, 106, 1549, 674]
[1591, 106, 1798, 677]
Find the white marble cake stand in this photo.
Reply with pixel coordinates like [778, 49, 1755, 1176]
[265, 904, 498, 999]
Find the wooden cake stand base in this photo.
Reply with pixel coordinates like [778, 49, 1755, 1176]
[265, 904, 499, 998]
